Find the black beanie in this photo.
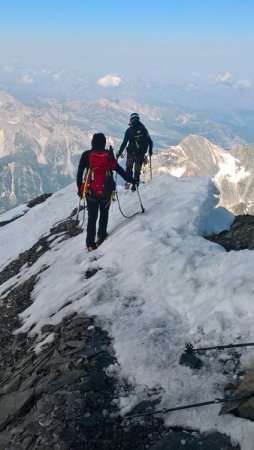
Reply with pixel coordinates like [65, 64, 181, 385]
[91, 133, 106, 149]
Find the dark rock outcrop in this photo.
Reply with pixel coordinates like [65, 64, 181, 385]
[26, 193, 52, 208]
[207, 214, 254, 251]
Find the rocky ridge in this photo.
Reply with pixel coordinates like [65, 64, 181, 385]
[0, 201, 252, 449]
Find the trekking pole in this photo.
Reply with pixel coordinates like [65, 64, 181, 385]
[179, 341, 254, 369]
[75, 198, 81, 224]
[185, 342, 254, 353]
[149, 155, 152, 180]
[136, 187, 145, 213]
[126, 392, 254, 419]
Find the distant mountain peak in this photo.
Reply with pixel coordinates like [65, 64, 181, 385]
[144, 133, 254, 215]
[179, 133, 223, 150]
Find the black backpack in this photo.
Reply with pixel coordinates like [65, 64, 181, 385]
[129, 123, 149, 154]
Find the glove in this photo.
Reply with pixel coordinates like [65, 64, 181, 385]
[149, 150, 153, 157]
[116, 152, 121, 159]
[143, 155, 148, 165]
[126, 175, 135, 185]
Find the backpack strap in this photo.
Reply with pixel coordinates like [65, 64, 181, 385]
[83, 166, 92, 195]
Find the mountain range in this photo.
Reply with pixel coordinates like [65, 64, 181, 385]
[0, 90, 254, 214]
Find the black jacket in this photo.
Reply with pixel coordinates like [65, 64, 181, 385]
[118, 121, 153, 157]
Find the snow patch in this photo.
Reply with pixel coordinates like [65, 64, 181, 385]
[216, 152, 250, 183]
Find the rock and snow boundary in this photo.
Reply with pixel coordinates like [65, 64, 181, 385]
[1, 174, 254, 448]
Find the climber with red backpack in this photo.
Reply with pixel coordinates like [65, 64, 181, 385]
[77, 133, 136, 252]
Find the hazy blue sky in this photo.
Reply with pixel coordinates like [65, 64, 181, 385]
[1, 0, 253, 76]
[0, 0, 254, 110]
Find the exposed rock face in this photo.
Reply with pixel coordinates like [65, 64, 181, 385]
[207, 215, 254, 251]
[144, 134, 254, 215]
[0, 92, 87, 213]
[149, 431, 236, 450]
[219, 368, 254, 421]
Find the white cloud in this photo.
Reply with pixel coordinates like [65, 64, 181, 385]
[209, 72, 252, 91]
[20, 75, 34, 84]
[53, 73, 61, 81]
[97, 74, 123, 87]
[236, 79, 252, 89]
[3, 66, 15, 73]
[215, 71, 233, 84]
[187, 82, 199, 90]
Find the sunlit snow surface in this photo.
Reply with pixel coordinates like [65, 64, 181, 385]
[1, 175, 254, 448]
[0, 203, 30, 223]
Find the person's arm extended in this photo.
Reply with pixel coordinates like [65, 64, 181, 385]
[115, 164, 134, 184]
[148, 133, 153, 156]
[117, 129, 130, 157]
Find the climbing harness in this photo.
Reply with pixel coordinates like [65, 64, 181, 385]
[105, 190, 116, 209]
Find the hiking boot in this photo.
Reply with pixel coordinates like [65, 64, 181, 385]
[125, 182, 130, 190]
[131, 184, 136, 192]
[96, 232, 108, 246]
[87, 243, 97, 252]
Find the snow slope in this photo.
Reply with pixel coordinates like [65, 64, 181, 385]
[1, 175, 254, 448]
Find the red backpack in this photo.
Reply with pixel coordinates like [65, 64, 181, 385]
[84, 150, 117, 198]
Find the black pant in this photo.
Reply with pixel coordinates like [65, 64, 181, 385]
[86, 197, 110, 247]
[126, 152, 145, 185]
